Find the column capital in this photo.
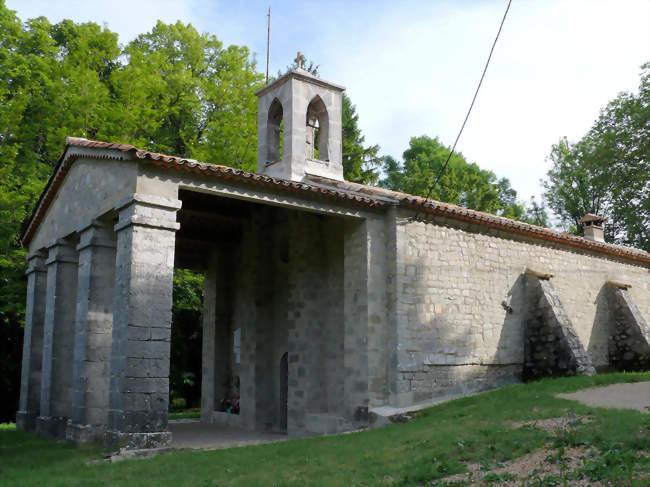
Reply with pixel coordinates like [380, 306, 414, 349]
[77, 220, 116, 251]
[26, 250, 47, 275]
[45, 239, 78, 265]
[115, 193, 182, 212]
[114, 194, 181, 233]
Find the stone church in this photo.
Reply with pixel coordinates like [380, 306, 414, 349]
[17, 67, 650, 451]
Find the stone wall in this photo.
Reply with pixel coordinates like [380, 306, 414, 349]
[30, 155, 137, 251]
[606, 283, 650, 371]
[391, 210, 650, 407]
[524, 275, 596, 379]
[206, 204, 347, 436]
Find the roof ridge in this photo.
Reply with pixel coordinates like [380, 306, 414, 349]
[20, 137, 650, 265]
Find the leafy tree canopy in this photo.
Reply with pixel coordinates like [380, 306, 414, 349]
[114, 21, 263, 168]
[379, 135, 542, 222]
[0, 2, 263, 420]
[543, 63, 649, 250]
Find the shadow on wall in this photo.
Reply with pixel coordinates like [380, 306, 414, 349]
[495, 272, 527, 372]
[588, 284, 612, 372]
[397, 233, 526, 405]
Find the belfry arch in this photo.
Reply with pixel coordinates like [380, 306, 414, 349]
[306, 96, 329, 161]
[266, 98, 283, 164]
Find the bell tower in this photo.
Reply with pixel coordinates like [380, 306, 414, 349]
[255, 54, 345, 182]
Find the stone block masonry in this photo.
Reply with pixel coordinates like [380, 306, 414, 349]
[16, 132, 650, 451]
[36, 239, 78, 440]
[16, 251, 47, 431]
[105, 194, 180, 452]
[606, 282, 650, 371]
[390, 211, 647, 406]
[67, 220, 116, 444]
[524, 274, 596, 379]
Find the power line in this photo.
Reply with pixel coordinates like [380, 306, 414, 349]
[415, 0, 512, 219]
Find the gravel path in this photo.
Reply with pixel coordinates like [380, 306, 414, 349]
[557, 381, 650, 413]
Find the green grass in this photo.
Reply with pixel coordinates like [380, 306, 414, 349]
[0, 373, 648, 486]
[168, 409, 201, 420]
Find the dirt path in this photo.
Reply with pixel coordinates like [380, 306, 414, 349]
[557, 381, 650, 413]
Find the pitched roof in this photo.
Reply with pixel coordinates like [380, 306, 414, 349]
[21, 137, 650, 265]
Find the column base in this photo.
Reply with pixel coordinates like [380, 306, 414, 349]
[35, 416, 68, 440]
[104, 430, 172, 453]
[15, 410, 38, 431]
[66, 421, 105, 444]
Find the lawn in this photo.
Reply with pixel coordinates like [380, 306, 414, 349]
[0, 373, 648, 486]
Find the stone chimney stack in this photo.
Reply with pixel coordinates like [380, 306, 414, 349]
[579, 213, 607, 242]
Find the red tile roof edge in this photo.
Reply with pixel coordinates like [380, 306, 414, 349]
[21, 138, 650, 266]
[20, 138, 387, 246]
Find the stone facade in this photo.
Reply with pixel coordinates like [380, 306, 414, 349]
[606, 282, 650, 371]
[524, 274, 596, 379]
[17, 69, 650, 451]
[384, 211, 649, 407]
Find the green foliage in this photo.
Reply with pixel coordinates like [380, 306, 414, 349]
[170, 269, 204, 409]
[544, 63, 650, 250]
[114, 21, 263, 168]
[0, 2, 262, 421]
[380, 135, 543, 223]
[341, 93, 381, 184]
[0, 3, 122, 422]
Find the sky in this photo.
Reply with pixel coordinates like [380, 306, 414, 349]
[6, 0, 650, 203]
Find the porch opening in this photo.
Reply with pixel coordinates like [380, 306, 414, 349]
[174, 188, 348, 437]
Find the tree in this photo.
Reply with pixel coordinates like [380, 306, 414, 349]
[380, 135, 531, 219]
[0, 3, 124, 422]
[0, 7, 270, 421]
[543, 63, 649, 250]
[341, 94, 381, 184]
[113, 21, 264, 170]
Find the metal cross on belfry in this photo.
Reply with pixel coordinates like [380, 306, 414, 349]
[294, 51, 305, 69]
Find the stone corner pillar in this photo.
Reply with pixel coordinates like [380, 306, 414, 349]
[104, 194, 180, 452]
[66, 220, 117, 444]
[16, 250, 48, 431]
[36, 239, 79, 440]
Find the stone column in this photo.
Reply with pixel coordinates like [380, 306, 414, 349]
[36, 239, 79, 439]
[105, 194, 180, 452]
[67, 220, 116, 443]
[200, 249, 218, 423]
[343, 219, 369, 429]
[200, 248, 231, 423]
[16, 251, 47, 431]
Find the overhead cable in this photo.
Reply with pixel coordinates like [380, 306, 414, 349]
[415, 0, 513, 219]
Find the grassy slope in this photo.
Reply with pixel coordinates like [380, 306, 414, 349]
[0, 373, 648, 487]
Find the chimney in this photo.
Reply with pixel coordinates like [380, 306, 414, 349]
[579, 213, 606, 242]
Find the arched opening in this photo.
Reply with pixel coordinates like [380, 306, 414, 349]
[266, 99, 283, 164]
[280, 352, 288, 432]
[306, 96, 329, 161]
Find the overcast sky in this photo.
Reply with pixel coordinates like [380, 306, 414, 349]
[7, 0, 650, 203]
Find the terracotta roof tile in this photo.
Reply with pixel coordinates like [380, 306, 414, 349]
[20, 138, 650, 266]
